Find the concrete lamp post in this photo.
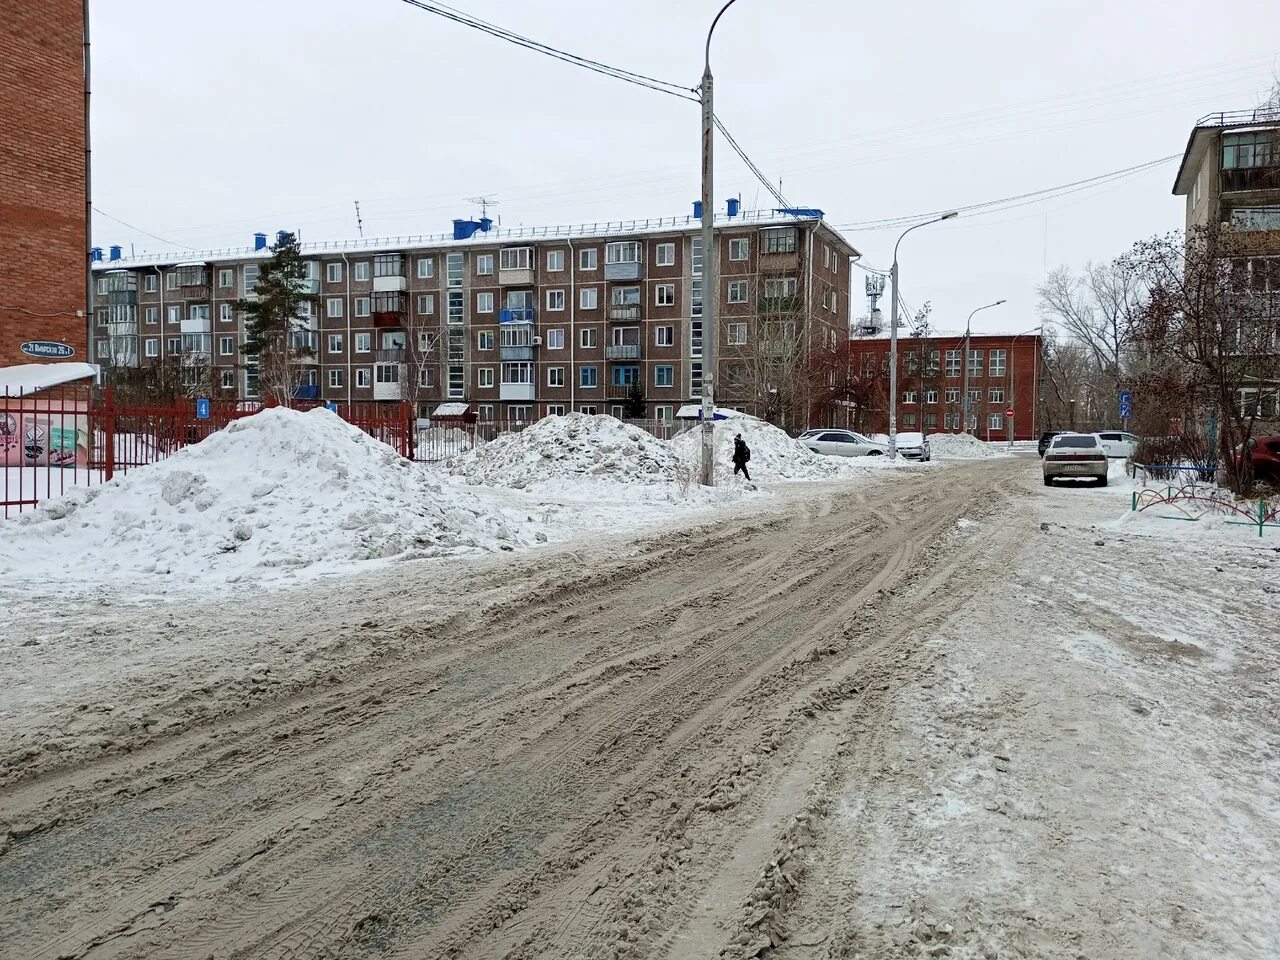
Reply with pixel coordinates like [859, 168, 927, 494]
[960, 299, 1006, 435]
[888, 211, 957, 460]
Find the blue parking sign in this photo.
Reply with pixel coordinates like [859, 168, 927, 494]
[1119, 390, 1132, 419]
[195, 397, 211, 420]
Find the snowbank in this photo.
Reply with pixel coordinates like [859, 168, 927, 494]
[0, 408, 538, 590]
[670, 415, 852, 482]
[927, 432, 1009, 459]
[454, 414, 691, 489]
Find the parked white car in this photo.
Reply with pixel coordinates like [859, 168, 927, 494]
[894, 431, 931, 461]
[798, 429, 888, 457]
[1094, 430, 1138, 459]
[1043, 433, 1108, 486]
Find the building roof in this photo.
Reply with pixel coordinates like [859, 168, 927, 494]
[1173, 108, 1280, 195]
[0, 362, 97, 396]
[94, 209, 860, 271]
[851, 330, 1043, 343]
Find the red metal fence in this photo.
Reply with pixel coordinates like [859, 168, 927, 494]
[2, 386, 413, 518]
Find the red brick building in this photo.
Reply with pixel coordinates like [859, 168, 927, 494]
[0, 0, 89, 367]
[849, 332, 1044, 441]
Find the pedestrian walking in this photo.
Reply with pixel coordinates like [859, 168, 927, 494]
[732, 433, 751, 481]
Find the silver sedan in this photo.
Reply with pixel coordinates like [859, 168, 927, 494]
[799, 429, 889, 457]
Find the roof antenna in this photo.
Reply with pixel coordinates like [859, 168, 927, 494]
[354, 200, 364, 238]
[466, 195, 498, 220]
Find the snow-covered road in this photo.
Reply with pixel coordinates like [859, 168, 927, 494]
[1, 456, 1276, 959]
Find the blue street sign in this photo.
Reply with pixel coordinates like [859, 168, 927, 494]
[325, 401, 339, 413]
[1118, 390, 1132, 420]
[195, 398, 211, 421]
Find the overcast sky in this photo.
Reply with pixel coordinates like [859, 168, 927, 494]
[89, 0, 1280, 335]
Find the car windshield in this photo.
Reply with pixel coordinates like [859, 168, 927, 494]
[1052, 436, 1099, 449]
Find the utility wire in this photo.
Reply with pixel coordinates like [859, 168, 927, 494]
[92, 207, 196, 250]
[713, 116, 789, 208]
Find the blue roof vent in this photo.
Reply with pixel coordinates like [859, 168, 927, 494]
[727, 197, 741, 218]
[479, 217, 493, 232]
[453, 219, 490, 240]
[253, 232, 268, 251]
[108, 245, 122, 261]
[90, 247, 103, 262]
[775, 207, 824, 218]
[693, 200, 703, 220]
[276, 230, 290, 246]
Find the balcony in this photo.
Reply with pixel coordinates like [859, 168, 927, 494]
[500, 307, 536, 324]
[499, 382, 536, 402]
[604, 261, 645, 282]
[373, 275, 407, 293]
[500, 344, 535, 361]
[758, 296, 800, 314]
[292, 277, 321, 295]
[607, 382, 642, 401]
[376, 347, 405, 364]
[371, 291, 407, 328]
[608, 304, 641, 321]
[758, 251, 800, 271]
[499, 267, 536, 286]
[294, 384, 320, 400]
[373, 366, 405, 402]
[179, 284, 210, 300]
[605, 344, 642, 360]
[180, 315, 211, 335]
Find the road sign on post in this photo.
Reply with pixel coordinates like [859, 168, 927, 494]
[1005, 407, 1015, 419]
[1119, 390, 1132, 420]
[195, 398, 211, 421]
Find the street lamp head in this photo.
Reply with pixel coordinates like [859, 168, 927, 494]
[940, 211, 959, 220]
[995, 298, 1007, 305]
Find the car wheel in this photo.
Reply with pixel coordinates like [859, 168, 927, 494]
[1097, 475, 1108, 488]
[1043, 476, 1053, 486]
[867, 450, 883, 457]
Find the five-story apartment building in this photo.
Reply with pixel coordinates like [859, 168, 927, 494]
[91, 209, 858, 423]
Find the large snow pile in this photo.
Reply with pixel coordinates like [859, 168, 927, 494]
[0, 408, 536, 589]
[670, 415, 849, 481]
[454, 413, 690, 488]
[927, 432, 1008, 459]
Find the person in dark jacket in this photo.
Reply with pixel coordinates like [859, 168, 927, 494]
[732, 433, 751, 481]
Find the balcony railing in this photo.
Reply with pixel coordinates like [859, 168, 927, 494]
[376, 347, 405, 364]
[294, 384, 320, 400]
[498, 267, 536, 286]
[604, 261, 644, 282]
[499, 382, 536, 401]
[606, 382, 642, 400]
[179, 285, 210, 300]
[500, 307, 536, 324]
[758, 296, 800, 314]
[608, 304, 641, 321]
[605, 344, 641, 360]
[500, 344, 535, 361]
[1196, 108, 1280, 128]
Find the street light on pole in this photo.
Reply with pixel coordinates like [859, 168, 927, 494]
[960, 299, 1006, 436]
[889, 211, 957, 460]
[698, 0, 739, 486]
[1006, 324, 1042, 447]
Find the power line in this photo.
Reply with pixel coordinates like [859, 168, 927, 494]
[92, 207, 196, 250]
[713, 115, 789, 208]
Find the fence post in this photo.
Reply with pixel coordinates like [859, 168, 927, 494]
[1260, 499, 1266, 538]
[1131, 490, 1137, 512]
[402, 401, 415, 460]
[103, 386, 116, 483]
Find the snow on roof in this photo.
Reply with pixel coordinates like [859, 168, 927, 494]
[93, 209, 859, 270]
[0, 362, 97, 396]
[852, 329, 1043, 342]
[433, 402, 471, 417]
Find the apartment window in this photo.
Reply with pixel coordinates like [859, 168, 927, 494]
[967, 349, 984, 372]
[580, 405, 597, 415]
[446, 253, 465, 288]
[655, 242, 676, 267]
[547, 289, 565, 311]
[477, 330, 494, 350]
[727, 280, 748, 303]
[95, 337, 108, 355]
[419, 367, 434, 388]
[547, 328, 564, 349]
[547, 250, 564, 272]
[945, 350, 961, 377]
[691, 279, 703, 317]
[580, 287, 598, 310]
[476, 254, 494, 276]
[691, 237, 703, 276]
[355, 332, 372, 353]
[968, 388, 982, 404]
[605, 241, 641, 264]
[655, 283, 676, 307]
[903, 414, 917, 428]
[690, 361, 703, 397]
[218, 336, 234, 356]
[497, 248, 531, 272]
[161, 306, 178, 325]
[988, 413, 1004, 431]
[763, 277, 797, 298]
[416, 257, 434, 279]
[924, 413, 938, 429]
[318, 297, 339, 319]
[727, 323, 748, 346]
[215, 268, 231, 288]
[216, 369, 233, 390]
[410, 294, 431, 316]
[478, 367, 494, 388]
[822, 290, 836, 312]
[691, 318, 702, 357]
[656, 326, 674, 347]
[580, 366, 598, 388]
[448, 290, 464, 325]
[655, 365, 674, 388]
[218, 303, 233, 323]
[502, 362, 533, 385]
[322, 368, 340, 390]
[165, 272, 177, 291]
[823, 244, 831, 269]
[328, 333, 343, 353]
[354, 262, 370, 281]
[354, 297, 370, 317]
[944, 412, 958, 430]
[325, 262, 342, 283]
[729, 237, 749, 261]
[989, 388, 1005, 404]
[579, 248, 597, 270]
[144, 338, 158, 357]
[166, 336, 180, 354]
[761, 227, 798, 253]
[356, 369, 371, 388]
[925, 389, 939, 404]
[448, 364, 464, 398]
[547, 404, 566, 416]
[417, 330, 433, 352]
[477, 292, 494, 313]
[143, 274, 158, 293]
[581, 327, 597, 348]
[989, 349, 1007, 378]
[505, 405, 531, 422]
[547, 367, 565, 387]
[903, 390, 917, 404]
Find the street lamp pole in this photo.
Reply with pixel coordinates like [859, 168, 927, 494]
[699, 0, 738, 486]
[960, 299, 1005, 435]
[1006, 324, 1042, 447]
[889, 211, 957, 459]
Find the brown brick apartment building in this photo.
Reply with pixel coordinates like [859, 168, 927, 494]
[849, 332, 1044, 441]
[91, 210, 858, 423]
[0, 0, 89, 366]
